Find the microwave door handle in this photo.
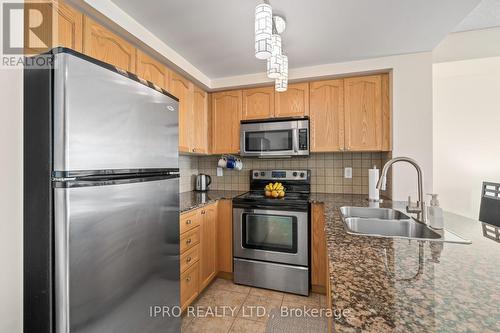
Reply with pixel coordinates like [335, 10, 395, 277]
[292, 129, 299, 153]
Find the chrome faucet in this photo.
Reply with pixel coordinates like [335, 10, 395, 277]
[376, 157, 426, 224]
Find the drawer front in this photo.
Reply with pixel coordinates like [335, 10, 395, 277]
[180, 244, 199, 273]
[180, 210, 200, 234]
[180, 226, 200, 253]
[180, 262, 199, 310]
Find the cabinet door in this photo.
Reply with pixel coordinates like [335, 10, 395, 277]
[211, 91, 242, 154]
[344, 75, 382, 151]
[217, 200, 233, 273]
[136, 50, 170, 91]
[310, 79, 344, 152]
[275, 82, 309, 118]
[24, 0, 83, 54]
[311, 203, 327, 288]
[242, 87, 274, 120]
[170, 72, 194, 152]
[193, 86, 209, 154]
[83, 17, 136, 73]
[381, 74, 392, 151]
[199, 203, 218, 291]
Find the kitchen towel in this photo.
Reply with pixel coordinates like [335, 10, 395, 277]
[369, 166, 380, 201]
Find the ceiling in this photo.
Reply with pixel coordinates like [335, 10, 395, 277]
[111, 0, 481, 79]
[453, 0, 500, 32]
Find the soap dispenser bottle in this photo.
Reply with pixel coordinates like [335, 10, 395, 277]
[427, 194, 444, 229]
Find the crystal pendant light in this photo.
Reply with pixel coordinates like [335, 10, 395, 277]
[254, 4, 273, 60]
[275, 55, 288, 92]
[267, 34, 282, 79]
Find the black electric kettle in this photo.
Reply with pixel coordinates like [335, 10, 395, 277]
[195, 174, 212, 192]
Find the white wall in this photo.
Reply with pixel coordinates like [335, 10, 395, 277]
[433, 56, 500, 218]
[0, 65, 23, 332]
[433, 27, 500, 63]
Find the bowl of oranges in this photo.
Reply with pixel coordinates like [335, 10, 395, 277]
[264, 182, 285, 198]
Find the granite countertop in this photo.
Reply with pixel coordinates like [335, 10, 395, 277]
[180, 190, 245, 212]
[310, 193, 500, 333]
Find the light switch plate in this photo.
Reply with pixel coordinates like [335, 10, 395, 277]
[217, 167, 223, 177]
[344, 167, 352, 179]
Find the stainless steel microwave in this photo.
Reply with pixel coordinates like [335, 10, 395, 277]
[240, 118, 309, 157]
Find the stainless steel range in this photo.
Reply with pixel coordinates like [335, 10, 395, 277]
[232, 170, 311, 295]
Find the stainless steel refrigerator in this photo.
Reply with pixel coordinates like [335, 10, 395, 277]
[24, 48, 180, 333]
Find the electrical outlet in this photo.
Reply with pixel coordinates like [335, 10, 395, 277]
[344, 167, 352, 179]
[217, 167, 223, 177]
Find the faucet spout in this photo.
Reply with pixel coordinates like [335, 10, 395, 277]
[377, 157, 426, 224]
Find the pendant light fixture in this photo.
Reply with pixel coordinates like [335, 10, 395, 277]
[266, 34, 282, 78]
[275, 55, 288, 92]
[254, 3, 273, 60]
[254, 2, 288, 91]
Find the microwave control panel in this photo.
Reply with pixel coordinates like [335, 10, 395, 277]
[298, 129, 308, 151]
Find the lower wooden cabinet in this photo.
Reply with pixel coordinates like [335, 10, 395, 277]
[180, 201, 220, 310]
[180, 262, 199, 311]
[199, 203, 218, 290]
[311, 203, 327, 290]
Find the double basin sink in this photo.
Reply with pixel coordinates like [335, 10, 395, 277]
[339, 206, 470, 243]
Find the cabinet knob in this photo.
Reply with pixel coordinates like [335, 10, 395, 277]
[186, 238, 192, 244]
[192, 148, 196, 152]
[201, 210, 206, 215]
[186, 219, 192, 225]
[187, 257, 192, 262]
[186, 276, 191, 282]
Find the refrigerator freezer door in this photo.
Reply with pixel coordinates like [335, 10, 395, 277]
[54, 176, 180, 333]
[53, 52, 179, 173]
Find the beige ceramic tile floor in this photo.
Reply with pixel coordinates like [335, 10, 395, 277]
[181, 278, 327, 333]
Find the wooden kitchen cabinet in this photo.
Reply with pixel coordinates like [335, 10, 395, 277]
[199, 203, 218, 290]
[217, 200, 233, 274]
[83, 17, 136, 72]
[170, 72, 194, 153]
[211, 90, 242, 154]
[242, 87, 275, 120]
[24, 0, 83, 54]
[311, 203, 327, 291]
[381, 73, 392, 151]
[192, 86, 209, 154]
[275, 82, 310, 118]
[136, 50, 170, 90]
[344, 75, 383, 151]
[309, 79, 345, 152]
[180, 262, 199, 311]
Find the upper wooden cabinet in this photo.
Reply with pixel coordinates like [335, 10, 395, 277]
[275, 82, 310, 118]
[381, 74, 392, 151]
[211, 90, 242, 154]
[344, 75, 382, 151]
[310, 79, 344, 152]
[83, 17, 136, 72]
[192, 86, 209, 154]
[170, 72, 194, 152]
[198, 203, 218, 291]
[242, 87, 275, 120]
[136, 50, 170, 91]
[24, 0, 83, 54]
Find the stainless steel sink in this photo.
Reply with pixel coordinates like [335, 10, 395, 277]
[339, 206, 471, 244]
[340, 206, 411, 220]
[343, 217, 441, 239]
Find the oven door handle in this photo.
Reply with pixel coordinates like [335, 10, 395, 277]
[238, 208, 309, 217]
[292, 128, 299, 153]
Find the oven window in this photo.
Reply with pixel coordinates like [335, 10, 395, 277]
[245, 130, 293, 152]
[242, 213, 297, 253]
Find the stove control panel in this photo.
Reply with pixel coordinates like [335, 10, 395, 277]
[251, 170, 309, 181]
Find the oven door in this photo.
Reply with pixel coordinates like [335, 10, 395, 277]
[233, 208, 308, 266]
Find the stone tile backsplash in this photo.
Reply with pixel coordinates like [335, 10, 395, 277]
[181, 152, 393, 198]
